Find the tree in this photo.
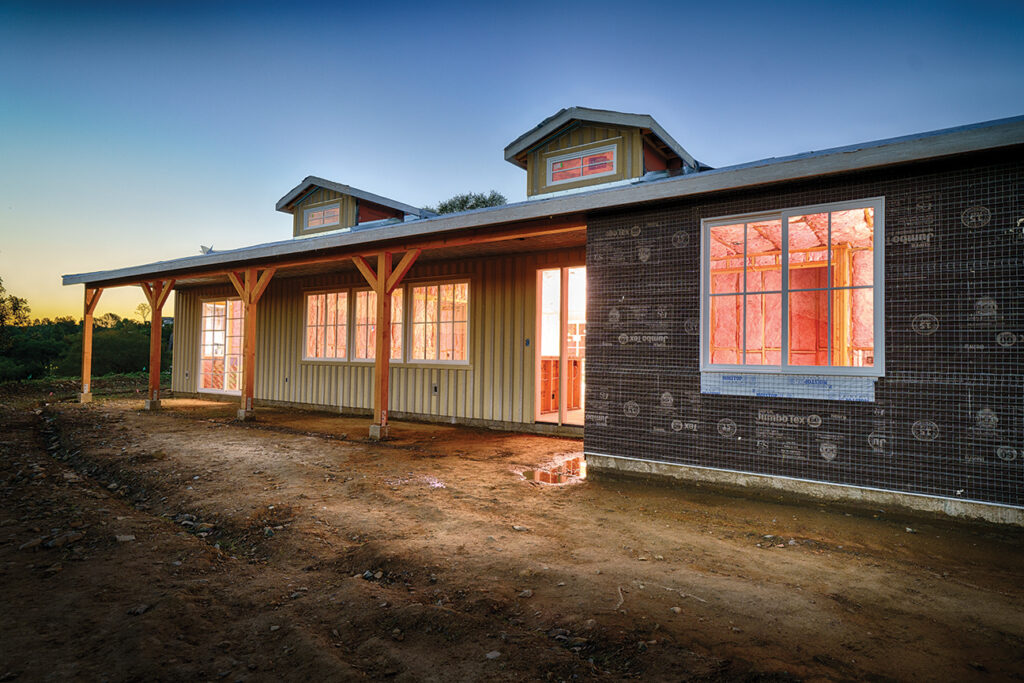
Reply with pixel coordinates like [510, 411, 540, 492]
[135, 302, 152, 323]
[0, 276, 30, 353]
[424, 191, 507, 215]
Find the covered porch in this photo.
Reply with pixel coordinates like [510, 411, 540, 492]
[65, 214, 586, 438]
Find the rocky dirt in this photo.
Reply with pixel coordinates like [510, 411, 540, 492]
[1, 389, 1022, 681]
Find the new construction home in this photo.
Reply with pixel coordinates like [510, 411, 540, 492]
[63, 107, 1024, 524]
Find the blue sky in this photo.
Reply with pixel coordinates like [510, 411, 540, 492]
[1, 0, 1022, 318]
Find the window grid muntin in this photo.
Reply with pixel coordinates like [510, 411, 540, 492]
[302, 202, 342, 231]
[351, 289, 404, 362]
[199, 298, 244, 394]
[702, 197, 883, 376]
[409, 281, 469, 363]
[546, 145, 617, 186]
[303, 290, 348, 360]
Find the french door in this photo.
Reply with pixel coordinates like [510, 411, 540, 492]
[536, 266, 585, 426]
[199, 298, 244, 394]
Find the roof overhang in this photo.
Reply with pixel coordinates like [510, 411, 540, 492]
[65, 114, 1024, 289]
[504, 107, 701, 170]
[275, 175, 430, 217]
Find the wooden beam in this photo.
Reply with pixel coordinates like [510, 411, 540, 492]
[372, 252, 393, 436]
[352, 255, 378, 290]
[385, 249, 420, 294]
[250, 268, 275, 303]
[227, 271, 246, 299]
[156, 279, 175, 310]
[140, 281, 155, 307]
[80, 287, 102, 402]
[234, 267, 274, 419]
[137, 280, 171, 408]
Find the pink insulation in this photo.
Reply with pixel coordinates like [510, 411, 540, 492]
[708, 209, 874, 366]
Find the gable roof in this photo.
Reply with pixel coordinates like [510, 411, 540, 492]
[504, 106, 704, 170]
[275, 175, 432, 217]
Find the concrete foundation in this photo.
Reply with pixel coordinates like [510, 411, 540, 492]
[79, 393, 92, 404]
[237, 409, 254, 421]
[144, 399, 161, 411]
[368, 424, 389, 440]
[586, 452, 1024, 527]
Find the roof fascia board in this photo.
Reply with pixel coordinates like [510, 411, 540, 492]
[65, 116, 1024, 288]
[275, 176, 424, 216]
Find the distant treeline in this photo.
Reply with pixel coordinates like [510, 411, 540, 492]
[0, 313, 172, 382]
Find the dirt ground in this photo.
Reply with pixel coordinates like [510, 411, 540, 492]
[1, 388, 1022, 681]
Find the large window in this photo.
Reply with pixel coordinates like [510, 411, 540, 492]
[702, 198, 883, 375]
[353, 289, 404, 361]
[547, 145, 616, 185]
[199, 299, 244, 393]
[410, 282, 468, 362]
[304, 291, 348, 360]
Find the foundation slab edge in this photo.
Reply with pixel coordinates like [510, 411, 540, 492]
[584, 453, 1024, 527]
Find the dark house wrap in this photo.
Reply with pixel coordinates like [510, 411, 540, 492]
[585, 147, 1023, 509]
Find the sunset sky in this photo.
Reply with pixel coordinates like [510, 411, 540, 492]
[1, 0, 1022, 321]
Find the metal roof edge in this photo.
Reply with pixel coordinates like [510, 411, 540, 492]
[275, 175, 425, 216]
[64, 114, 1024, 287]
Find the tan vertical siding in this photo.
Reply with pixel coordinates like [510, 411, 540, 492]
[527, 124, 640, 196]
[171, 249, 583, 425]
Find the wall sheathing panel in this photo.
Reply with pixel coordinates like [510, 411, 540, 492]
[585, 149, 1023, 508]
[171, 248, 584, 425]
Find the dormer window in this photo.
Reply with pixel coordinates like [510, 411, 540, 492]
[303, 203, 341, 231]
[548, 145, 617, 185]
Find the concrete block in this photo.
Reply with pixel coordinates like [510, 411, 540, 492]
[144, 399, 161, 411]
[79, 393, 92, 404]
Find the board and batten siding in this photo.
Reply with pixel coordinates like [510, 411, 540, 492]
[527, 124, 644, 196]
[171, 248, 585, 426]
[291, 188, 356, 237]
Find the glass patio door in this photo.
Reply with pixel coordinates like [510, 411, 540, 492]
[199, 298, 244, 394]
[536, 266, 585, 425]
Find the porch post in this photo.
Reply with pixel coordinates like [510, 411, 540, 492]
[228, 267, 275, 421]
[354, 249, 420, 440]
[80, 287, 102, 403]
[372, 252, 393, 439]
[139, 280, 175, 410]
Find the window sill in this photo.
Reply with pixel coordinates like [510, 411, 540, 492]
[700, 371, 877, 402]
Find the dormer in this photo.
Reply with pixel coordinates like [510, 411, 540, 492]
[276, 176, 432, 238]
[504, 107, 705, 198]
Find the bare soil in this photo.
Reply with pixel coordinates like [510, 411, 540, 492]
[1, 390, 1022, 681]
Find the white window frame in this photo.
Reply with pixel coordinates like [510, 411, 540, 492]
[408, 279, 470, 365]
[349, 288, 404, 363]
[351, 289, 376, 362]
[302, 289, 349, 362]
[197, 296, 244, 396]
[546, 144, 617, 186]
[302, 202, 342, 232]
[700, 197, 885, 378]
